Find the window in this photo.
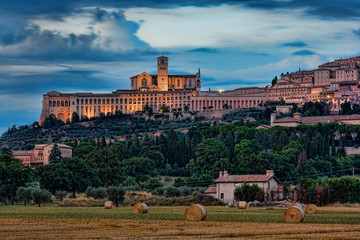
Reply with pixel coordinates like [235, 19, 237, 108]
[142, 78, 147, 86]
[221, 193, 224, 199]
[177, 79, 180, 87]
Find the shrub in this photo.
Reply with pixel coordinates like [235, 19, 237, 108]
[55, 191, 67, 201]
[179, 186, 192, 196]
[106, 186, 125, 207]
[16, 187, 33, 206]
[59, 197, 97, 207]
[140, 178, 163, 190]
[164, 186, 181, 198]
[31, 188, 51, 207]
[85, 187, 107, 199]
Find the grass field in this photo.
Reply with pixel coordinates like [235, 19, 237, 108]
[2, 205, 360, 239]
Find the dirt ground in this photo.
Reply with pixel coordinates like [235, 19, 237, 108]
[3, 218, 360, 240]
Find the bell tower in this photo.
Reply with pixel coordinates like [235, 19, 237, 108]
[157, 56, 168, 91]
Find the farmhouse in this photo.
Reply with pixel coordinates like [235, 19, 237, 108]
[206, 170, 280, 204]
[13, 143, 72, 167]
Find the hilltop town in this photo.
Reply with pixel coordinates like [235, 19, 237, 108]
[40, 56, 360, 125]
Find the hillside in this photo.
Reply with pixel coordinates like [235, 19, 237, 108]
[0, 108, 271, 150]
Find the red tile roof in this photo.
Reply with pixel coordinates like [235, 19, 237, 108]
[205, 187, 216, 193]
[215, 174, 273, 183]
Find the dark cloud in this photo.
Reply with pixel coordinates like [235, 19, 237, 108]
[0, 9, 156, 63]
[292, 50, 316, 56]
[0, 69, 116, 95]
[353, 28, 360, 37]
[2, 0, 360, 20]
[282, 42, 307, 47]
[187, 48, 219, 53]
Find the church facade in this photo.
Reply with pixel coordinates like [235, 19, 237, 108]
[39, 56, 267, 123]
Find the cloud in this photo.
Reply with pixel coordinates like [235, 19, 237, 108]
[282, 41, 307, 47]
[353, 28, 360, 37]
[187, 48, 219, 53]
[292, 50, 316, 56]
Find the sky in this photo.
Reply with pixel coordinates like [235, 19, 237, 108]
[1, 0, 360, 134]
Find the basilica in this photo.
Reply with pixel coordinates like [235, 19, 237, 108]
[39, 56, 267, 123]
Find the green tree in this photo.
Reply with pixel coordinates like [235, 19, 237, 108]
[110, 142, 128, 160]
[86, 148, 122, 187]
[271, 76, 278, 86]
[73, 142, 96, 159]
[0, 155, 33, 204]
[31, 188, 51, 207]
[16, 187, 33, 206]
[234, 183, 263, 202]
[235, 139, 262, 159]
[55, 191, 67, 201]
[106, 186, 125, 207]
[121, 157, 156, 182]
[49, 144, 62, 164]
[71, 112, 80, 123]
[195, 138, 230, 178]
[37, 157, 100, 197]
[341, 101, 352, 115]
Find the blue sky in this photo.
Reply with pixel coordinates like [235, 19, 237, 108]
[1, 0, 360, 134]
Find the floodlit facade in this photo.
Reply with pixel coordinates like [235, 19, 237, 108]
[39, 56, 360, 124]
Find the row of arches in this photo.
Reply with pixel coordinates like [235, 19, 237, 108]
[49, 100, 70, 107]
[191, 98, 264, 111]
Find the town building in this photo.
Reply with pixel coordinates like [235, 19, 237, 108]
[206, 170, 280, 204]
[270, 113, 360, 127]
[12, 143, 72, 167]
[39, 55, 360, 124]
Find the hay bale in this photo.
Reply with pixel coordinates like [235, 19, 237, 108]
[185, 204, 207, 221]
[284, 205, 305, 223]
[289, 203, 301, 208]
[133, 203, 148, 213]
[305, 204, 318, 214]
[238, 201, 247, 209]
[104, 201, 114, 209]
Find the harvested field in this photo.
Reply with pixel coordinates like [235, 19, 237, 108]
[1, 206, 360, 239]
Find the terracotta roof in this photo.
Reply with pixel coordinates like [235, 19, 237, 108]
[273, 114, 360, 125]
[273, 117, 301, 123]
[215, 174, 273, 183]
[13, 151, 32, 156]
[205, 187, 216, 193]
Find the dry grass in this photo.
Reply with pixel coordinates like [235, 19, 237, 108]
[2, 206, 360, 239]
[2, 218, 360, 239]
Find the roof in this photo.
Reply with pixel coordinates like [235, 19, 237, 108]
[273, 114, 360, 125]
[12, 151, 32, 156]
[35, 143, 73, 149]
[215, 174, 274, 183]
[205, 187, 216, 194]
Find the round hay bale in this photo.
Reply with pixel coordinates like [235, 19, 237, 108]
[104, 201, 114, 209]
[284, 205, 305, 223]
[185, 204, 207, 221]
[238, 201, 247, 209]
[133, 203, 148, 213]
[305, 204, 318, 214]
[289, 203, 301, 208]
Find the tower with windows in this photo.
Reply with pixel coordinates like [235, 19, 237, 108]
[157, 56, 169, 91]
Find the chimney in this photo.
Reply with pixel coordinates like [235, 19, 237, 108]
[223, 171, 228, 176]
[270, 113, 276, 126]
[293, 112, 301, 121]
[266, 170, 274, 177]
[219, 171, 223, 178]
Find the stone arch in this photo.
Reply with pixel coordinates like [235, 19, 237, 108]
[57, 113, 65, 121]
